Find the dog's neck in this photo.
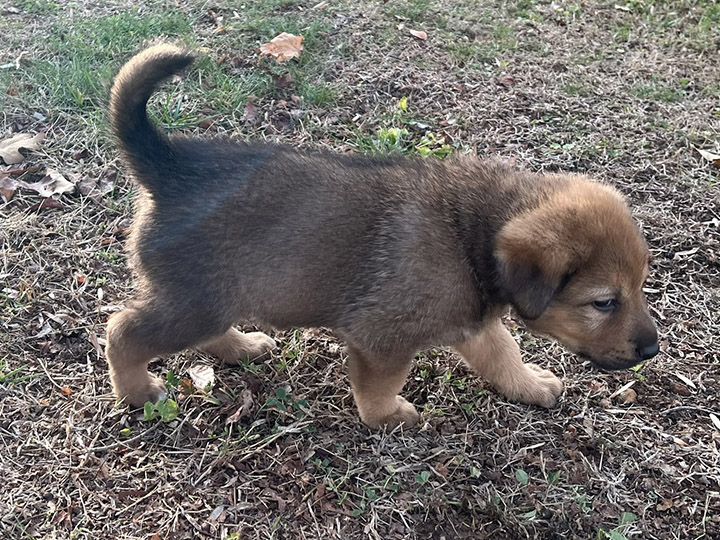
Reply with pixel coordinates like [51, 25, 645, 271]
[448, 160, 566, 308]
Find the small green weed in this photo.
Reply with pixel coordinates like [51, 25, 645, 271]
[597, 511, 638, 540]
[515, 469, 530, 487]
[143, 399, 179, 422]
[415, 470, 431, 485]
[263, 387, 309, 418]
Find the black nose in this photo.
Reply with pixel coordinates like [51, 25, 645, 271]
[636, 341, 659, 361]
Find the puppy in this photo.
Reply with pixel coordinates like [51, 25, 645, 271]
[106, 44, 658, 428]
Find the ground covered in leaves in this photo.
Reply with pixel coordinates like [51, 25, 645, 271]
[1, 0, 719, 539]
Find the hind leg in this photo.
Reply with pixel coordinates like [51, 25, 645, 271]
[106, 303, 229, 407]
[346, 345, 419, 429]
[197, 327, 276, 364]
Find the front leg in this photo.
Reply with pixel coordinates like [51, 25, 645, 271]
[454, 319, 563, 407]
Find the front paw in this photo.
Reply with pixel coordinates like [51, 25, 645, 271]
[504, 364, 564, 408]
[241, 332, 277, 359]
[360, 396, 420, 430]
[113, 372, 168, 408]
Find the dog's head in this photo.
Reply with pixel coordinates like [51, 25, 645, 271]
[495, 177, 658, 370]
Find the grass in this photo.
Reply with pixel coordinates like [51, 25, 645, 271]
[1, 0, 719, 539]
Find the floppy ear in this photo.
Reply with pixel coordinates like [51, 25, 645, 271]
[495, 213, 576, 320]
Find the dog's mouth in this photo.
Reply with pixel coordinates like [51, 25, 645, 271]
[578, 352, 642, 371]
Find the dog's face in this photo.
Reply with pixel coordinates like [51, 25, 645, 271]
[496, 177, 658, 370]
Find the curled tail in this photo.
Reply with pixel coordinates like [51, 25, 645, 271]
[110, 44, 195, 191]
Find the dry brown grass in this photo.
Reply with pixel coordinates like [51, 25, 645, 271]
[1, 1, 719, 539]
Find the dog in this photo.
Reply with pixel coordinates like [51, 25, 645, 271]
[106, 44, 658, 428]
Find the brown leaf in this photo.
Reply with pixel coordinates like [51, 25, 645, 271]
[0, 174, 18, 202]
[77, 176, 97, 197]
[409, 29, 428, 40]
[695, 146, 720, 167]
[0, 132, 44, 164]
[262, 488, 287, 512]
[226, 389, 254, 424]
[28, 198, 64, 211]
[243, 101, 258, 123]
[8, 164, 41, 176]
[260, 33, 304, 62]
[498, 75, 516, 87]
[656, 499, 674, 511]
[21, 168, 75, 198]
[672, 383, 691, 396]
[60, 386, 72, 397]
[198, 117, 216, 131]
[273, 72, 293, 89]
[71, 149, 89, 161]
[98, 168, 117, 194]
[617, 388, 637, 404]
[179, 378, 195, 395]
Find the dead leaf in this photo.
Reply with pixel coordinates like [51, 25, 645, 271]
[0, 132, 44, 164]
[209, 505, 225, 522]
[28, 198, 64, 211]
[262, 488, 287, 512]
[656, 499, 674, 511]
[0, 174, 18, 202]
[674, 372, 696, 390]
[72, 149, 89, 161]
[409, 29, 428, 40]
[273, 72, 293, 89]
[671, 383, 691, 396]
[226, 389, 254, 424]
[617, 388, 637, 404]
[709, 413, 720, 431]
[243, 101, 258, 123]
[198, 117, 216, 130]
[60, 386, 72, 397]
[498, 75, 516, 87]
[77, 176, 97, 197]
[608, 380, 635, 399]
[21, 168, 75, 198]
[179, 378, 195, 395]
[188, 364, 215, 391]
[260, 33, 304, 62]
[694, 146, 720, 166]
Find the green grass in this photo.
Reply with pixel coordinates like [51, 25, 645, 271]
[631, 82, 685, 103]
[28, 10, 192, 111]
[20, 0, 59, 14]
[385, 0, 431, 22]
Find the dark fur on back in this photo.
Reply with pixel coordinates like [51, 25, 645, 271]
[109, 45, 566, 355]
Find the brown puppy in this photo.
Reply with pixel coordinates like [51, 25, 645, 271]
[106, 44, 658, 428]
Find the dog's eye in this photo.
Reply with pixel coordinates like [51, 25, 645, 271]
[592, 299, 617, 312]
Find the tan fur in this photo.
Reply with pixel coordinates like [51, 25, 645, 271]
[454, 318, 564, 408]
[105, 45, 658, 427]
